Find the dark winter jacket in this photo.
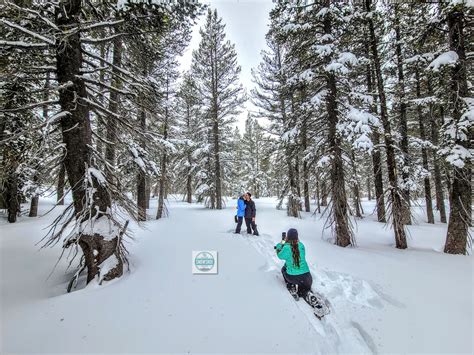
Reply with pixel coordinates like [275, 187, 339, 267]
[245, 199, 256, 218]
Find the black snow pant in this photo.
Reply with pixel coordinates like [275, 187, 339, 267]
[235, 216, 244, 233]
[245, 217, 259, 235]
[282, 265, 312, 297]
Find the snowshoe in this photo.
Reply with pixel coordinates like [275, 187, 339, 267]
[305, 291, 330, 319]
[287, 283, 299, 301]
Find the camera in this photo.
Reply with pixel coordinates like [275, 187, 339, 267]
[274, 232, 287, 250]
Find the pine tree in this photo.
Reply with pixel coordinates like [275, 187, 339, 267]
[191, 9, 246, 209]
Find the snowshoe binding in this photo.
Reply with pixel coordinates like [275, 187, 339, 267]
[287, 283, 299, 301]
[305, 291, 330, 319]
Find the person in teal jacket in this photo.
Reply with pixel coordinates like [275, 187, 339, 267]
[234, 194, 247, 234]
[275, 228, 316, 304]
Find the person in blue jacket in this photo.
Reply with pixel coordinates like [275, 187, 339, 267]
[234, 193, 247, 234]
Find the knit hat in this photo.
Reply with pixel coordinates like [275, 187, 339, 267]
[287, 228, 298, 241]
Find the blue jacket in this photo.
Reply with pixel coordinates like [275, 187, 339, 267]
[236, 197, 246, 217]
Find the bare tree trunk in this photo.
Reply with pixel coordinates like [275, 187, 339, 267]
[145, 176, 151, 209]
[96, 37, 107, 158]
[415, 68, 434, 224]
[137, 106, 147, 221]
[213, 119, 222, 209]
[5, 175, 19, 223]
[157, 78, 171, 219]
[368, 64, 386, 223]
[29, 196, 39, 217]
[286, 147, 300, 218]
[351, 151, 363, 218]
[324, 4, 352, 246]
[30, 72, 51, 217]
[428, 85, 447, 223]
[367, 175, 372, 200]
[186, 170, 193, 203]
[137, 170, 147, 221]
[302, 119, 310, 212]
[394, 6, 411, 225]
[55, 0, 122, 283]
[320, 180, 328, 207]
[366, 0, 407, 248]
[105, 35, 122, 182]
[316, 170, 321, 214]
[156, 153, 167, 219]
[444, 8, 471, 254]
[57, 161, 66, 205]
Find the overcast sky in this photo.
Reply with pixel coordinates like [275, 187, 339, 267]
[179, 0, 275, 131]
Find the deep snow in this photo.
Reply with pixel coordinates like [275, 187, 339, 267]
[1, 196, 472, 354]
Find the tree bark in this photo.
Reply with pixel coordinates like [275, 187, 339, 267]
[105, 36, 122, 182]
[394, 6, 412, 225]
[157, 78, 170, 219]
[29, 196, 39, 217]
[55, 0, 122, 283]
[415, 68, 434, 224]
[444, 8, 471, 255]
[302, 118, 310, 212]
[57, 161, 66, 205]
[366, 0, 407, 248]
[324, 3, 352, 247]
[137, 106, 147, 221]
[351, 151, 363, 218]
[367, 58, 386, 223]
[428, 83, 447, 223]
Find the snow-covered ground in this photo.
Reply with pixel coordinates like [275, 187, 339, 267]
[1, 196, 472, 354]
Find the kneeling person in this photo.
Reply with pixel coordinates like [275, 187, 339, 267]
[275, 228, 316, 305]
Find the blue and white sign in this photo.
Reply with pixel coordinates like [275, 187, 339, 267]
[192, 250, 218, 274]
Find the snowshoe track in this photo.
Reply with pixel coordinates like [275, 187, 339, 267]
[244, 232, 381, 354]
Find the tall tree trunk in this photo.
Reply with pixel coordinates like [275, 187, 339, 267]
[96, 37, 107, 158]
[415, 68, 434, 224]
[105, 36, 122, 182]
[367, 174, 372, 200]
[55, 0, 122, 283]
[302, 119, 310, 212]
[30, 73, 51, 217]
[367, 56, 386, 222]
[2, 85, 21, 223]
[57, 162, 66, 205]
[137, 104, 147, 221]
[5, 174, 19, 223]
[320, 180, 328, 207]
[186, 169, 193, 203]
[444, 7, 471, 255]
[428, 83, 447, 223]
[351, 151, 363, 218]
[315, 169, 321, 214]
[366, 0, 407, 248]
[156, 153, 167, 219]
[145, 176, 151, 209]
[324, 5, 352, 247]
[394, 6, 412, 225]
[29, 196, 39, 217]
[157, 78, 170, 219]
[137, 169, 146, 221]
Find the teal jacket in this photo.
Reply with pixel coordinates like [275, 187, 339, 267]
[275, 241, 310, 275]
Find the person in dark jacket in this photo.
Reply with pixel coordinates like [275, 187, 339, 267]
[244, 192, 259, 236]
